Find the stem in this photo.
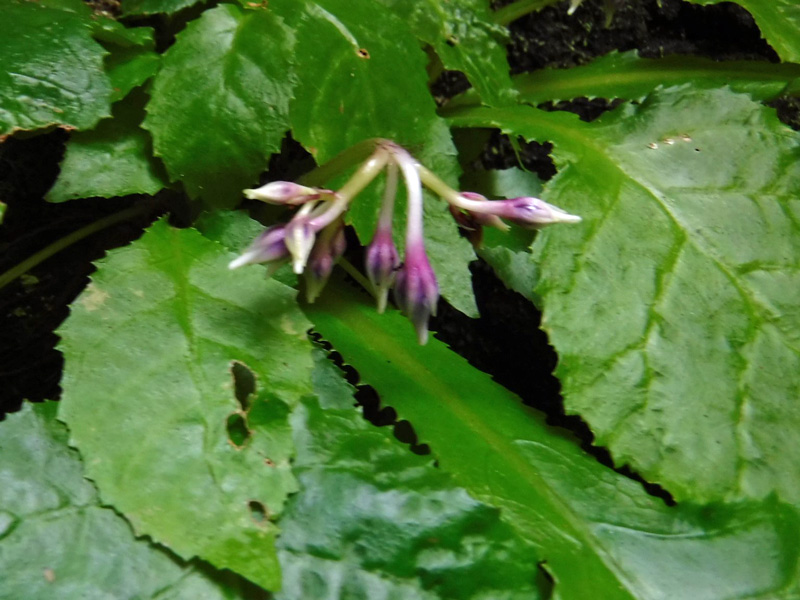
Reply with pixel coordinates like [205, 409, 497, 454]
[310, 148, 390, 230]
[299, 139, 383, 188]
[0, 203, 151, 292]
[337, 257, 379, 302]
[492, 0, 562, 26]
[417, 164, 464, 205]
[393, 149, 425, 247]
[377, 163, 398, 231]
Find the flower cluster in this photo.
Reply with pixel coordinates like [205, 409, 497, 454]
[230, 140, 580, 344]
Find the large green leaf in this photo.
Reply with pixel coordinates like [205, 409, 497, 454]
[281, 0, 443, 164]
[275, 349, 543, 599]
[687, 0, 800, 63]
[447, 87, 800, 507]
[144, 3, 295, 206]
[47, 89, 168, 202]
[511, 51, 800, 104]
[305, 274, 800, 600]
[0, 402, 264, 600]
[0, 0, 111, 138]
[376, 0, 516, 106]
[58, 219, 314, 589]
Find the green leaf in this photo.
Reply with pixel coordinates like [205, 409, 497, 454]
[447, 87, 800, 506]
[121, 0, 205, 16]
[106, 45, 160, 103]
[275, 349, 543, 599]
[512, 51, 800, 104]
[90, 20, 160, 102]
[283, 0, 448, 163]
[144, 3, 295, 206]
[58, 219, 314, 589]
[0, 202, 5, 224]
[376, 0, 517, 106]
[47, 89, 168, 202]
[686, 0, 800, 63]
[0, 402, 266, 600]
[0, 0, 111, 138]
[304, 273, 800, 600]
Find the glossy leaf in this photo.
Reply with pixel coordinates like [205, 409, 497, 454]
[687, 0, 800, 63]
[376, 0, 516, 106]
[0, 0, 111, 138]
[510, 51, 800, 105]
[91, 20, 160, 103]
[144, 4, 295, 206]
[58, 219, 314, 589]
[122, 0, 205, 16]
[447, 87, 800, 506]
[305, 273, 800, 600]
[275, 349, 543, 600]
[0, 402, 265, 600]
[47, 90, 168, 202]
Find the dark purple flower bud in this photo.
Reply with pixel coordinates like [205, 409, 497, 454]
[394, 245, 439, 345]
[365, 229, 400, 313]
[229, 225, 289, 270]
[304, 223, 347, 303]
[493, 197, 581, 229]
[243, 181, 324, 205]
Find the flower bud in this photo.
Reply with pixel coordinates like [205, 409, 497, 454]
[394, 246, 439, 345]
[228, 225, 289, 270]
[495, 197, 582, 229]
[243, 181, 324, 205]
[365, 229, 400, 313]
[304, 223, 346, 303]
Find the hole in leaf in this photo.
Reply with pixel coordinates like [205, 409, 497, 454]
[226, 412, 250, 448]
[356, 48, 370, 59]
[248, 500, 268, 524]
[230, 361, 256, 411]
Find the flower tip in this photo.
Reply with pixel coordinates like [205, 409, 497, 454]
[229, 252, 255, 270]
[559, 213, 582, 224]
[376, 288, 389, 314]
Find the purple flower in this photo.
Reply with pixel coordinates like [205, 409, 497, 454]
[365, 162, 400, 313]
[365, 229, 400, 313]
[394, 245, 439, 345]
[304, 222, 347, 303]
[493, 196, 582, 229]
[228, 225, 289, 271]
[243, 181, 324, 205]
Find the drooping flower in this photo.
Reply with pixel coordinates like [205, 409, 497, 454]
[394, 245, 439, 345]
[365, 162, 400, 313]
[304, 220, 347, 303]
[391, 145, 439, 344]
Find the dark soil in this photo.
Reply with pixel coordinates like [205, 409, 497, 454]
[0, 0, 793, 504]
